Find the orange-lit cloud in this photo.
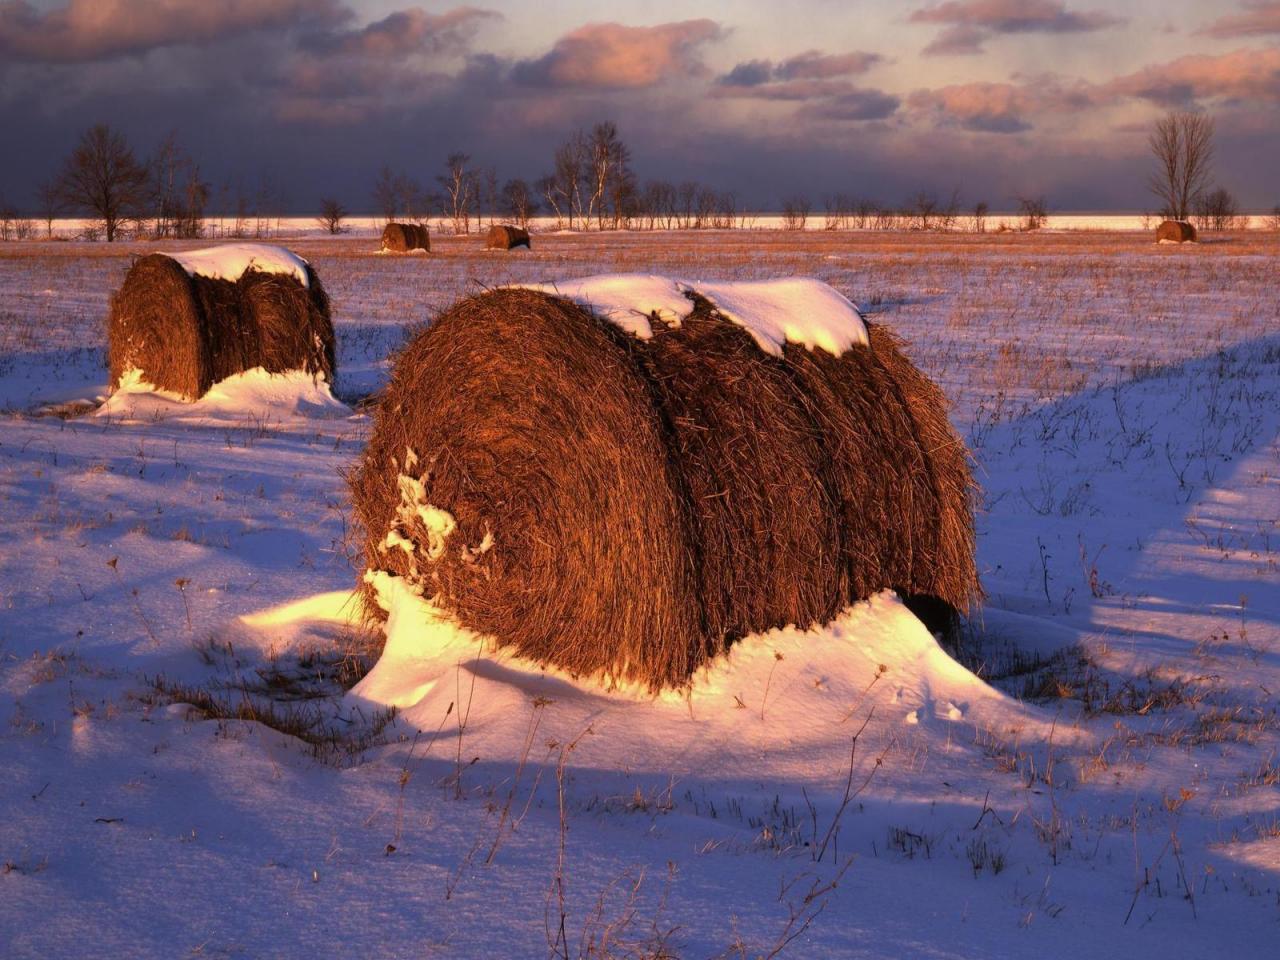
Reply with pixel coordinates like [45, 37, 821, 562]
[512, 20, 723, 89]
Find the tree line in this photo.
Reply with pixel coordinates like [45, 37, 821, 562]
[1, 114, 1274, 242]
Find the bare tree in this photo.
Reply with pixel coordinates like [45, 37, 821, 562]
[1017, 195, 1048, 231]
[36, 178, 63, 239]
[316, 197, 347, 235]
[1193, 186, 1239, 231]
[150, 133, 208, 238]
[56, 124, 149, 242]
[584, 121, 632, 229]
[438, 153, 476, 234]
[781, 195, 811, 230]
[501, 179, 537, 227]
[906, 190, 938, 230]
[1148, 111, 1214, 221]
[372, 165, 399, 224]
[973, 201, 989, 234]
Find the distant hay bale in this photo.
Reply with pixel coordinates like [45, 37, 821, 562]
[486, 224, 530, 250]
[1156, 219, 1197, 243]
[381, 222, 430, 253]
[107, 248, 335, 401]
[352, 285, 978, 688]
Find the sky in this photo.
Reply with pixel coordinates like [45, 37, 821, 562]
[1, 0, 1278, 212]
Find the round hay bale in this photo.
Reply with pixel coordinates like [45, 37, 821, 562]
[237, 265, 335, 382]
[1156, 219, 1197, 243]
[107, 249, 335, 400]
[382, 222, 430, 252]
[351, 289, 705, 688]
[353, 285, 978, 687]
[486, 224, 530, 250]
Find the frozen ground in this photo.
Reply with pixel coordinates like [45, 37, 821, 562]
[0, 230, 1277, 958]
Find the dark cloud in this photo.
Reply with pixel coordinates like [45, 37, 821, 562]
[0, 0, 346, 63]
[1201, 1, 1280, 39]
[511, 20, 722, 89]
[716, 49, 881, 87]
[912, 0, 1124, 56]
[301, 6, 499, 57]
[798, 88, 901, 121]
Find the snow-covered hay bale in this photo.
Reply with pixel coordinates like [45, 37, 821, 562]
[485, 224, 530, 250]
[107, 244, 335, 401]
[381, 222, 429, 253]
[1156, 219, 1197, 243]
[351, 289, 705, 687]
[352, 278, 978, 688]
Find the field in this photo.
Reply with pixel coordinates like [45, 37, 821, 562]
[1, 229, 1278, 958]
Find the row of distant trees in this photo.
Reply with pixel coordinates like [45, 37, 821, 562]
[1, 114, 1275, 242]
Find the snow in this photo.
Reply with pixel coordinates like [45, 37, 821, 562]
[168, 242, 312, 287]
[2, 236, 1279, 958]
[97, 367, 350, 420]
[517, 273, 869, 355]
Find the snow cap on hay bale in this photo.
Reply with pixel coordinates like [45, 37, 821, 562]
[486, 224, 530, 250]
[107, 243, 334, 400]
[381, 222, 429, 252]
[1156, 219, 1197, 243]
[352, 277, 978, 689]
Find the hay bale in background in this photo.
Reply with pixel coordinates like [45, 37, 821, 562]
[381, 223, 430, 253]
[351, 289, 706, 687]
[107, 246, 336, 401]
[1156, 220, 1197, 243]
[486, 225, 530, 250]
[353, 284, 978, 688]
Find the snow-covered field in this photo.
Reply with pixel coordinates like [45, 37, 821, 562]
[1, 230, 1277, 958]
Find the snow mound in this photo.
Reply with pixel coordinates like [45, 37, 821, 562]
[340, 573, 1055, 783]
[169, 243, 311, 287]
[515, 274, 868, 356]
[96, 368, 351, 421]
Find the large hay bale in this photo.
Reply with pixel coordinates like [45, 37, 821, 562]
[381, 222, 429, 253]
[352, 289, 705, 687]
[107, 246, 335, 400]
[352, 283, 978, 688]
[1156, 219, 1197, 243]
[486, 224, 530, 250]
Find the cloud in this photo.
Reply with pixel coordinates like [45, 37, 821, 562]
[307, 6, 499, 57]
[907, 77, 1096, 132]
[911, 0, 1124, 55]
[0, 0, 346, 62]
[1103, 46, 1280, 105]
[776, 50, 882, 80]
[512, 20, 722, 89]
[798, 88, 901, 121]
[1201, 2, 1280, 38]
[922, 25, 987, 55]
[716, 49, 881, 88]
[910, 0, 1123, 33]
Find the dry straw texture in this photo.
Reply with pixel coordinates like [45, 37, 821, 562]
[1156, 220, 1197, 243]
[108, 253, 335, 400]
[381, 223, 430, 252]
[486, 224, 531, 250]
[352, 287, 977, 688]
